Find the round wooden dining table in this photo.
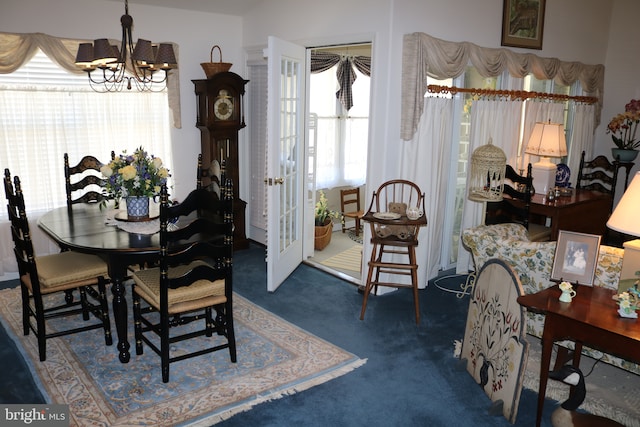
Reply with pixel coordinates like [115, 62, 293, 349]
[38, 203, 162, 363]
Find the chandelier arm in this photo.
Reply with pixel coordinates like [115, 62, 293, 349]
[76, 0, 176, 92]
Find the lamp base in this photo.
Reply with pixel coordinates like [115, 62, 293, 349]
[531, 158, 556, 195]
[618, 239, 640, 294]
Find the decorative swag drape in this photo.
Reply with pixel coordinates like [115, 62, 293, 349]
[0, 31, 181, 128]
[400, 32, 605, 141]
[310, 52, 371, 111]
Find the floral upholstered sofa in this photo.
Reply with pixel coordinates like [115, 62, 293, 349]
[461, 223, 640, 376]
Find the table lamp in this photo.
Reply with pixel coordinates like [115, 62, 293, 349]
[606, 171, 640, 293]
[524, 120, 567, 194]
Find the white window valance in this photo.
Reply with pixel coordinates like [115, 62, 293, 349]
[0, 31, 181, 128]
[400, 32, 604, 140]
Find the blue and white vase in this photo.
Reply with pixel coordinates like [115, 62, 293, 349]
[126, 196, 150, 221]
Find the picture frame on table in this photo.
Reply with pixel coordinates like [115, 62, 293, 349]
[551, 230, 601, 285]
[501, 0, 546, 50]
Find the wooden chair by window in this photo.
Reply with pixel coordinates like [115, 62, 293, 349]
[576, 151, 618, 211]
[576, 151, 617, 245]
[360, 179, 427, 324]
[340, 187, 364, 237]
[4, 169, 112, 362]
[485, 164, 551, 242]
[64, 152, 115, 208]
[577, 150, 636, 247]
[131, 182, 236, 382]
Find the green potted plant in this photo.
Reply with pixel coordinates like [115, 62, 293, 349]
[314, 190, 339, 250]
[606, 99, 640, 162]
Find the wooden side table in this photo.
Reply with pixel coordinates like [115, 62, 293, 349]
[613, 160, 635, 193]
[517, 285, 640, 427]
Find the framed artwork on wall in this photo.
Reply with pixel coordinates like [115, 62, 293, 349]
[501, 0, 546, 50]
[551, 231, 601, 286]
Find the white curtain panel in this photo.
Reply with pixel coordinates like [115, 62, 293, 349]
[0, 85, 172, 277]
[400, 96, 453, 284]
[0, 32, 181, 128]
[456, 99, 524, 274]
[567, 103, 596, 187]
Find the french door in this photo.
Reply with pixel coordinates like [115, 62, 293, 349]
[264, 36, 307, 292]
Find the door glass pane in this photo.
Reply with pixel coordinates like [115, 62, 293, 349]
[279, 58, 301, 251]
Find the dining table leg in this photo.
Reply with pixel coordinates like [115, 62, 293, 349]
[108, 260, 131, 363]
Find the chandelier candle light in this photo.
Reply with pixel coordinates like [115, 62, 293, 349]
[75, 0, 177, 92]
[524, 120, 567, 195]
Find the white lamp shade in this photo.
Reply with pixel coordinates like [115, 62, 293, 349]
[607, 171, 640, 237]
[525, 121, 568, 158]
[525, 121, 567, 194]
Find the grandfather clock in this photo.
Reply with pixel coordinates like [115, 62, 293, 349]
[193, 72, 249, 250]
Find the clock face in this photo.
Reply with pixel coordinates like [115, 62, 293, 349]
[214, 89, 234, 121]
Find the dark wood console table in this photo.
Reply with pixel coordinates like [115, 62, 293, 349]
[508, 189, 612, 240]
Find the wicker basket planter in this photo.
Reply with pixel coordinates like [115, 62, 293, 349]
[200, 45, 232, 79]
[314, 220, 333, 250]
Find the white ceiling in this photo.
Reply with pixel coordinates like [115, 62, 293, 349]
[118, 0, 264, 16]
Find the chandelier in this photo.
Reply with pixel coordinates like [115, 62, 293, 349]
[74, 0, 177, 92]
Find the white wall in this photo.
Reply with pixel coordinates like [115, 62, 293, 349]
[602, 0, 640, 157]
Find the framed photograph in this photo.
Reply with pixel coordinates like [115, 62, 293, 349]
[551, 231, 601, 285]
[501, 0, 546, 50]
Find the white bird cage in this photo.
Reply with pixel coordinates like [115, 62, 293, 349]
[468, 140, 507, 202]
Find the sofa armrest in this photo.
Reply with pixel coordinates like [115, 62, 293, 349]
[461, 223, 530, 272]
[493, 240, 557, 295]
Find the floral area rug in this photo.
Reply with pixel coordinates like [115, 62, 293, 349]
[0, 287, 365, 426]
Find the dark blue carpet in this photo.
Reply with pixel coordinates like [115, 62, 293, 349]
[0, 243, 558, 425]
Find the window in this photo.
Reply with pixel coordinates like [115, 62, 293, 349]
[0, 50, 173, 218]
[309, 63, 369, 189]
[429, 68, 582, 269]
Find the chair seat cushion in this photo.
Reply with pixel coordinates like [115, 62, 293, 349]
[34, 251, 109, 290]
[344, 210, 364, 219]
[132, 261, 226, 313]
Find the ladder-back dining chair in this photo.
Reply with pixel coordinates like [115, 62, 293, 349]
[576, 151, 618, 210]
[64, 152, 115, 208]
[196, 153, 226, 198]
[485, 164, 551, 242]
[4, 169, 112, 362]
[131, 182, 236, 382]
